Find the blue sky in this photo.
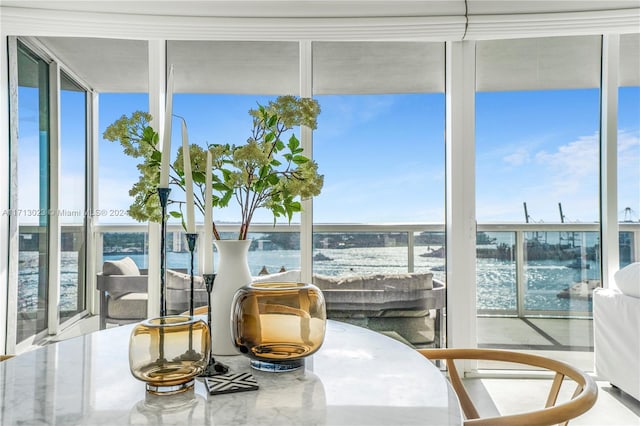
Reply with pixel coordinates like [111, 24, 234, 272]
[94, 88, 639, 225]
[17, 85, 87, 224]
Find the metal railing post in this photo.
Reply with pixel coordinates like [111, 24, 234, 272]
[408, 231, 415, 273]
[516, 230, 525, 318]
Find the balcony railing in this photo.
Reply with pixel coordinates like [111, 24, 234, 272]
[90, 221, 639, 320]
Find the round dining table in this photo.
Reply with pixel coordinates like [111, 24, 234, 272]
[0, 319, 462, 425]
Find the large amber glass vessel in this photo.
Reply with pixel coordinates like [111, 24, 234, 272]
[231, 282, 326, 372]
[129, 315, 210, 395]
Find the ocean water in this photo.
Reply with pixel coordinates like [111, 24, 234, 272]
[18, 246, 598, 314]
[18, 251, 84, 311]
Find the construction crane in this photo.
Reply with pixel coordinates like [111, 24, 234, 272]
[558, 202, 566, 223]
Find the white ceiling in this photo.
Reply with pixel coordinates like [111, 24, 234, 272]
[476, 36, 603, 92]
[167, 41, 300, 94]
[6, 1, 639, 93]
[35, 37, 150, 93]
[312, 42, 445, 94]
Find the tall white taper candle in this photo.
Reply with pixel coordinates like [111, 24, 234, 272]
[159, 65, 174, 187]
[203, 150, 213, 273]
[181, 119, 195, 233]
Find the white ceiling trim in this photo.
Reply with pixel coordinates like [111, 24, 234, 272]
[467, 9, 640, 40]
[0, 7, 465, 41]
[1, 5, 639, 41]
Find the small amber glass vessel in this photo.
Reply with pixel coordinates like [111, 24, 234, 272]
[129, 315, 210, 395]
[232, 282, 326, 372]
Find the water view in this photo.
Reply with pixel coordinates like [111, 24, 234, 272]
[18, 243, 600, 315]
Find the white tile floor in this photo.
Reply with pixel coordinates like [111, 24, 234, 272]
[474, 316, 639, 424]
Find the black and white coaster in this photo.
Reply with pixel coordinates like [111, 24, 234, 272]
[204, 372, 259, 395]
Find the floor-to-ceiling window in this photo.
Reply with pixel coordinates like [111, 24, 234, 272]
[59, 72, 88, 322]
[98, 92, 150, 271]
[475, 36, 602, 369]
[14, 41, 93, 343]
[16, 41, 50, 343]
[312, 41, 446, 348]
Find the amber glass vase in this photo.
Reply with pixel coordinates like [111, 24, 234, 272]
[231, 282, 326, 372]
[129, 315, 210, 395]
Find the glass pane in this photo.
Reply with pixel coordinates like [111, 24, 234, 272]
[98, 93, 149, 223]
[313, 93, 445, 224]
[618, 86, 639, 266]
[59, 72, 87, 321]
[16, 42, 50, 342]
[171, 94, 292, 227]
[101, 230, 300, 278]
[103, 232, 149, 268]
[477, 232, 517, 314]
[312, 42, 446, 349]
[312, 232, 410, 276]
[245, 232, 301, 276]
[476, 36, 601, 371]
[523, 231, 599, 314]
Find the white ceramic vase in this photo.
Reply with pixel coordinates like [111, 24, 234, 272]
[211, 239, 253, 355]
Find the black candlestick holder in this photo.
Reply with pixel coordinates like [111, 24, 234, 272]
[200, 273, 229, 377]
[186, 233, 198, 316]
[157, 187, 171, 317]
[176, 232, 201, 363]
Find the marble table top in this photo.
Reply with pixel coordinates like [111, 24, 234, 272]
[0, 320, 462, 425]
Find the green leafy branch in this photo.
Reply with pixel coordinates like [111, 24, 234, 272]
[102, 96, 323, 240]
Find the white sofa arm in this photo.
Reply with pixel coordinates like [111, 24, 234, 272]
[593, 287, 640, 401]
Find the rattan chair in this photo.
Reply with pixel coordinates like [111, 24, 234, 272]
[418, 348, 597, 426]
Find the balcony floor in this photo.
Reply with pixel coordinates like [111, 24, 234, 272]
[477, 316, 594, 372]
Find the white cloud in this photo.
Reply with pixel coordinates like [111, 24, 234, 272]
[533, 133, 599, 198]
[503, 147, 530, 166]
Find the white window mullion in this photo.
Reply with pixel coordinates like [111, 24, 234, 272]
[2, 36, 18, 354]
[300, 40, 313, 283]
[88, 91, 100, 315]
[600, 34, 620, 288]
[445, 41, 477, 354]
[47, 61, 61, 335]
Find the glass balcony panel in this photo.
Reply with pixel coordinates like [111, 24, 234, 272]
[311, 230, 444, 349]
[619, 231, 635, 267]
[523, 231, 600, 315]
[245, 232, 301, 277]
[312, 232, 409, 276]
[477, 232, 517, 314]
[414, 231, 446, 282]
[102, 230, 302, 277]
